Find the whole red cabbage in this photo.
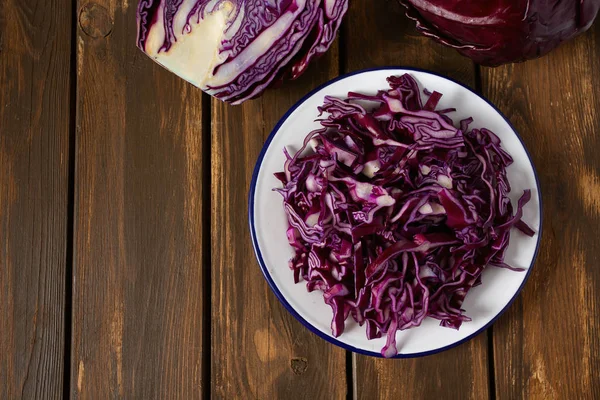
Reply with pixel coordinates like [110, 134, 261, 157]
[275, 74, 535, 357]
[399, 0, 600, 65]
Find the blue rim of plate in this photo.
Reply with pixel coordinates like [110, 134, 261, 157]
[248, 66, 543, 358]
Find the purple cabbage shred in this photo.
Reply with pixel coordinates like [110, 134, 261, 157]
[275, 74, 535, 357]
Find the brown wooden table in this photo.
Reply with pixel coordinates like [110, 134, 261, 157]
[2, 1, 599, 398]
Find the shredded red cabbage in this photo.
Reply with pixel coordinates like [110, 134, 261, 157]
[274, 74, 535, 358]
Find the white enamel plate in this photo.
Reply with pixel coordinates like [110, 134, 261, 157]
[249, 68, 542, 358]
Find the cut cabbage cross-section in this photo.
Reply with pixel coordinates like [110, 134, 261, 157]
[137, 0, 348, 104]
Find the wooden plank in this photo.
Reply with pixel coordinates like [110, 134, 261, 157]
[346, 2, 489, 399]
[482, 24, 600, 400]
[72, 1, 205, 398]
[0, 0, 72, 397]
[343, 0, 474, 81]
[211, 43, 347, 398]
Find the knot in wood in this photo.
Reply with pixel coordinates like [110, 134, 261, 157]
[290, 357, 308, 375]
[79, 3, 113, 38]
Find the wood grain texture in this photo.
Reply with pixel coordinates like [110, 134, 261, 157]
[211, 43, 347, 399]
[72, 1, 205, 398]
[482, 23, 600, 400]
[0, 0, 72, 397]
[343, 0, 473, 82]
[346, 2, 489, 399]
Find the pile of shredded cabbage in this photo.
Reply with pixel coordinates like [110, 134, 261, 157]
[274, 74, 534, 357]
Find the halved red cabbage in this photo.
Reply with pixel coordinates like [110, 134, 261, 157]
[275, 74, 535, 357]
[136, 0, 348, 104]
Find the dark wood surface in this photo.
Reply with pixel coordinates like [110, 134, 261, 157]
[482, 22, 600, 400]
[0, 0, 72, 397]
[72, 1, 206, 398]
[211, 41, 347, 399]
[1, 0, 599, 399]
